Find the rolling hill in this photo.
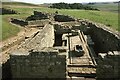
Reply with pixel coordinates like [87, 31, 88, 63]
[87, 2, 118, 13]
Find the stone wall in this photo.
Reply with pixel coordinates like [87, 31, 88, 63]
[27, 19, 50, 27]
[90, 24, 120, 54]
[20, 24, 55, 51]
[11, 18, 28, 26]
[54, 14, 75, 22]
[80, 21, 120, 54]
[79, 20, 120, 79]
[0, 8, 17, 15]
[26, 11, 49, 21]
[2, 51, 66, 79]
[97, 51, 120, 79]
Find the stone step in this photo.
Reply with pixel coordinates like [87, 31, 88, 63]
[67, 67, 96, 74]
[67, 64, 96, 68]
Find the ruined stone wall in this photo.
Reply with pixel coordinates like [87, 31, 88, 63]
[54, 24, 75, 34]
[90, 24, 120, 53]
[2, 52, 66, 79]
[20, 24, 55, 50]
[1, 8, 17, 15]
[26, 11, 49, 21]
[97, 51, 120, 79]
[80, 21, 120, 54]
[54, 14, 75, 22]
[27, 19, 50, 27]
[11, 18, 28, 26]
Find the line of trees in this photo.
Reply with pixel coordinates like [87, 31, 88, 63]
[49, 3, 99, 10]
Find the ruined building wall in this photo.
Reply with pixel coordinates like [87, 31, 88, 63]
[90, 24, 120, 53]
[80, 21, 120, 79]
[11, 18, 28, 26]
[81, 22, 120, 54]
[26, 11, 49, 21]
[2, 52, 66, 79]
[54, 14, 75, 22]
[97, 52, 120, 79]
[20, 24, 55, 50]
[1, 8, 17, 15]
[27, 19, 50, 27]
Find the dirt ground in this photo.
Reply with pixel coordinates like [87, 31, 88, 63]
[0, 27, 40, 64]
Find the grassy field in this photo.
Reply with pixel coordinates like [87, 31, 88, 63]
[12, 7, 118, 30]
[1, 2, 119, 41]
[2, 2, 39, 7]
[87, 2, 118, 13]
[2, 15, 20, 40]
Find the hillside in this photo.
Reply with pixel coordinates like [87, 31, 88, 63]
[87, 2, 118, 13]
[2, 2, 41, 8]
[2, 2, 39, 6]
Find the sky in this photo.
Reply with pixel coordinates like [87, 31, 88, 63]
[11, 0, 119, 4]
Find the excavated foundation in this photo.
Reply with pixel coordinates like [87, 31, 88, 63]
[2, 11, 120, 80]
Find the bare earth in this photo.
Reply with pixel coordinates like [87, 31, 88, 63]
[0, 27, 40, 64]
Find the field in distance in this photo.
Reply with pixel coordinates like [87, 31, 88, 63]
[86, 2, 118, 13]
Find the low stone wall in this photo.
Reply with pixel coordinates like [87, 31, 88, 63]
[0, 8, 17, 15]
[26, 11, 49, 21]
[11, 18, 28, 26]
[54, 14, 75, 22]
[27, 19, 50, 27]
[2, 51, 66, 79]
[20, 24, 55, 51]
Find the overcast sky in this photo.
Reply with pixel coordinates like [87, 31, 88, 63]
[12, 0, 119, 4]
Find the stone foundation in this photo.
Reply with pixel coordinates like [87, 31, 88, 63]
[54, 14, 75, 22]
[26, 11, 49, 21]
[2, 51, 66, 79]
[11, 18, 28, 26]
[1, 8, 17, 15]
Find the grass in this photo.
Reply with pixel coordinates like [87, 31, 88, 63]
[2, 2, 39, 6]
[59, 9, 118, 30]
[1, 15, 20, 41]
[87, 2, 118, 13]
[11, 7, 118, 30]
[1, 3, 119, 41]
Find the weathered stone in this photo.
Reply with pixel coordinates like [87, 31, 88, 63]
[97, 51, 120, 79]
[26, 11, 49, 21]
[0, 8, 17, 15]
[54, 14, 75, 22]
[11, 18, 28, 26]
[27, 19, 50, 27]
[2, 51, 66, 78]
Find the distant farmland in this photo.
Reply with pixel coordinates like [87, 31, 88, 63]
[1, 2, 119, 40]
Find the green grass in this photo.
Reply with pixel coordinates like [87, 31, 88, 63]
[87, 2, 118, 13]
[11, 7, 118, 30]
[1, 15, 20, 41]
[1, 3, 119, 41]
[59, 9, 118, 30]
[2, 2, 39, 6]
